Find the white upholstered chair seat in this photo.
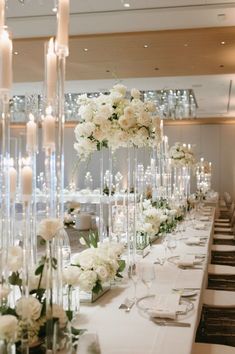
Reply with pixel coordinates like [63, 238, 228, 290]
[211, 244, 235, 252]
[214, 222, 230, 227]
[215, 218, 230, 223]
[213, 234, 234, 240]
[192, 343, 235, 354]
[214, 227, 233, 234]
[208, 264, 235, 275]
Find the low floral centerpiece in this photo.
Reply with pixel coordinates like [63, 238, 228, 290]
[169, 142, 195, 167]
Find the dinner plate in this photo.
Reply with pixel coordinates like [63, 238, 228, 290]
[136, 295, 194, 320]
[167, 255, 204, 266]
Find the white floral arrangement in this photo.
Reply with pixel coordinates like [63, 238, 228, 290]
[70, 240, 125, 294]
[74, 84, 161, 161]
[137, 199, 168, 237]
[0, 218, 79, 348]
[169, 142, 195, 167]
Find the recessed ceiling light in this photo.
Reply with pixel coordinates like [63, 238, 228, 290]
[184, 43, 189, 47]
[83, 48, 88, 52]
[220, 41, 226, 45]
[143, 44, 148, 48]
[14, 51, 19, 55]
[123, 3, 130, 8]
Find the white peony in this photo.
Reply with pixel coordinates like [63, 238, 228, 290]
[52, 304, 68, 329]
[37, 218, 64, 241]
[131, 88, 141, 99]
[63, 266, 81, 287]
[123, 106, 135, 120]
[78, 105, 93, 122]
[79, 270, 97, 292]
[7, 246, 23, 272]
[0, 315, 18, 342]
[118, 115, 136, 130]
[75, 122, 95, 138]
[16, 296, 42, 321]
[142, 222, 154, 234]
[99, 104, 113, 119]
[0, 285, 11, 301]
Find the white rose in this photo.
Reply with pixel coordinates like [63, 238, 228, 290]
[0, 285, 11, 301]
[95, 265, 109, 282]
[145, 101, 156, 112]
[123, 106, 135, 120]
[93, 128, 106, 142]
[72, 248, 97, 270]
[99, 104, 113, 119]
[76, 122, 95, 137]
[78, 105, 93, 122]
[118, 115, 136, 130]
[0, 315, 18, 342]
[137, 111, 151, 127]
[37, 218, 64, 241]
[7, 246, 23, 272]
[53, 304, 68, 329]
[131, 88, 140, 99]
[79, 270, 97, 292]
[16, 296, 42, 321]
[112, 84, 127, 97]
[63, 266, 81, 287]
[142, 222, 154, 234]
[143, 199, 151, 209]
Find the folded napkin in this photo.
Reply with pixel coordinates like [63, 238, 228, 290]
[194, 223, 206, 230]
[147, 294, 181, 320]
[185, 237, 201, 245]
[200, 216, 209, 221]
[178, 254, 195, 266]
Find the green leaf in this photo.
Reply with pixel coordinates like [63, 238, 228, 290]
[8, 272, 22, 287]
[35, 264, 44, 276]
[66, 310, 73, 322]
[117, 259, 126, 273]
[92, 281, 103, 294]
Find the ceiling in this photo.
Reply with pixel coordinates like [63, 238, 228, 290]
[6, 0, 235, 119]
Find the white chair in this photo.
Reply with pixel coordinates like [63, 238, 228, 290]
[192, 343, 235, 354]
[211, 244, 235, 252]
[208, 264, 235, 276]
[202, 289, 235, 307]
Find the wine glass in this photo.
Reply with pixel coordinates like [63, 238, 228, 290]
[140, 262, 155, 296]
[166, 234, 177, 254]
[129, 263, 139, 302]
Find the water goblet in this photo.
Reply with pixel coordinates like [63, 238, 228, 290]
[140, 262, 155, 296]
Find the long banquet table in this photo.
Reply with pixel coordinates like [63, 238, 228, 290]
[76, 209, 215, 354]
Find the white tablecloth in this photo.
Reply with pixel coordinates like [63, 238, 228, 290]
[76, 210, 215, 354]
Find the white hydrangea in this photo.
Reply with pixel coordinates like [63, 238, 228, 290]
[0, 315, 18, 342]
[16, 296, 42, 321]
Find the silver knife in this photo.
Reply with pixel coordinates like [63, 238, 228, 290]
[152, 319, 191, 327]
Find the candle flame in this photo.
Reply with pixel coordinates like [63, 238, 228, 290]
[29, 113, 34, 122]
[46, 106, 52, 115]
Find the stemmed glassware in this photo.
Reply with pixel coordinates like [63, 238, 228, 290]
[129, 263, 139, 302]
[140, 262, 156, 296]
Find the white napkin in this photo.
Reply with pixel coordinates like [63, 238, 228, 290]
[194, 223, 206, 230]
[200, 216, 209, 221]
[147, 294, 181, 320]
[185, 237, 201, 245]
[178, 254, 195, 266]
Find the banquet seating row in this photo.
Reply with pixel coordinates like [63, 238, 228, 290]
[193, 205, 235, 352]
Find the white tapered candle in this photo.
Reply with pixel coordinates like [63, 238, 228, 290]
[21, 165, 33, 198]
[0, 29, 12, 90]
[26, 113, 37, 152]
[56, 0, 69, 50]
[43, 107, 56, 151]
[0, 0, 5, 28]
[46, 38, 57, 103]
[9, 166, 17, 200]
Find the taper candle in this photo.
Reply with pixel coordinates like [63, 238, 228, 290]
[0, 29, 12, 91]
[43, 107, 56, 151]
[56, 0, 69, 50]
[26, 113, 37, 153]
[46, 38, 57, 103]
[0, 0, 5, 28]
